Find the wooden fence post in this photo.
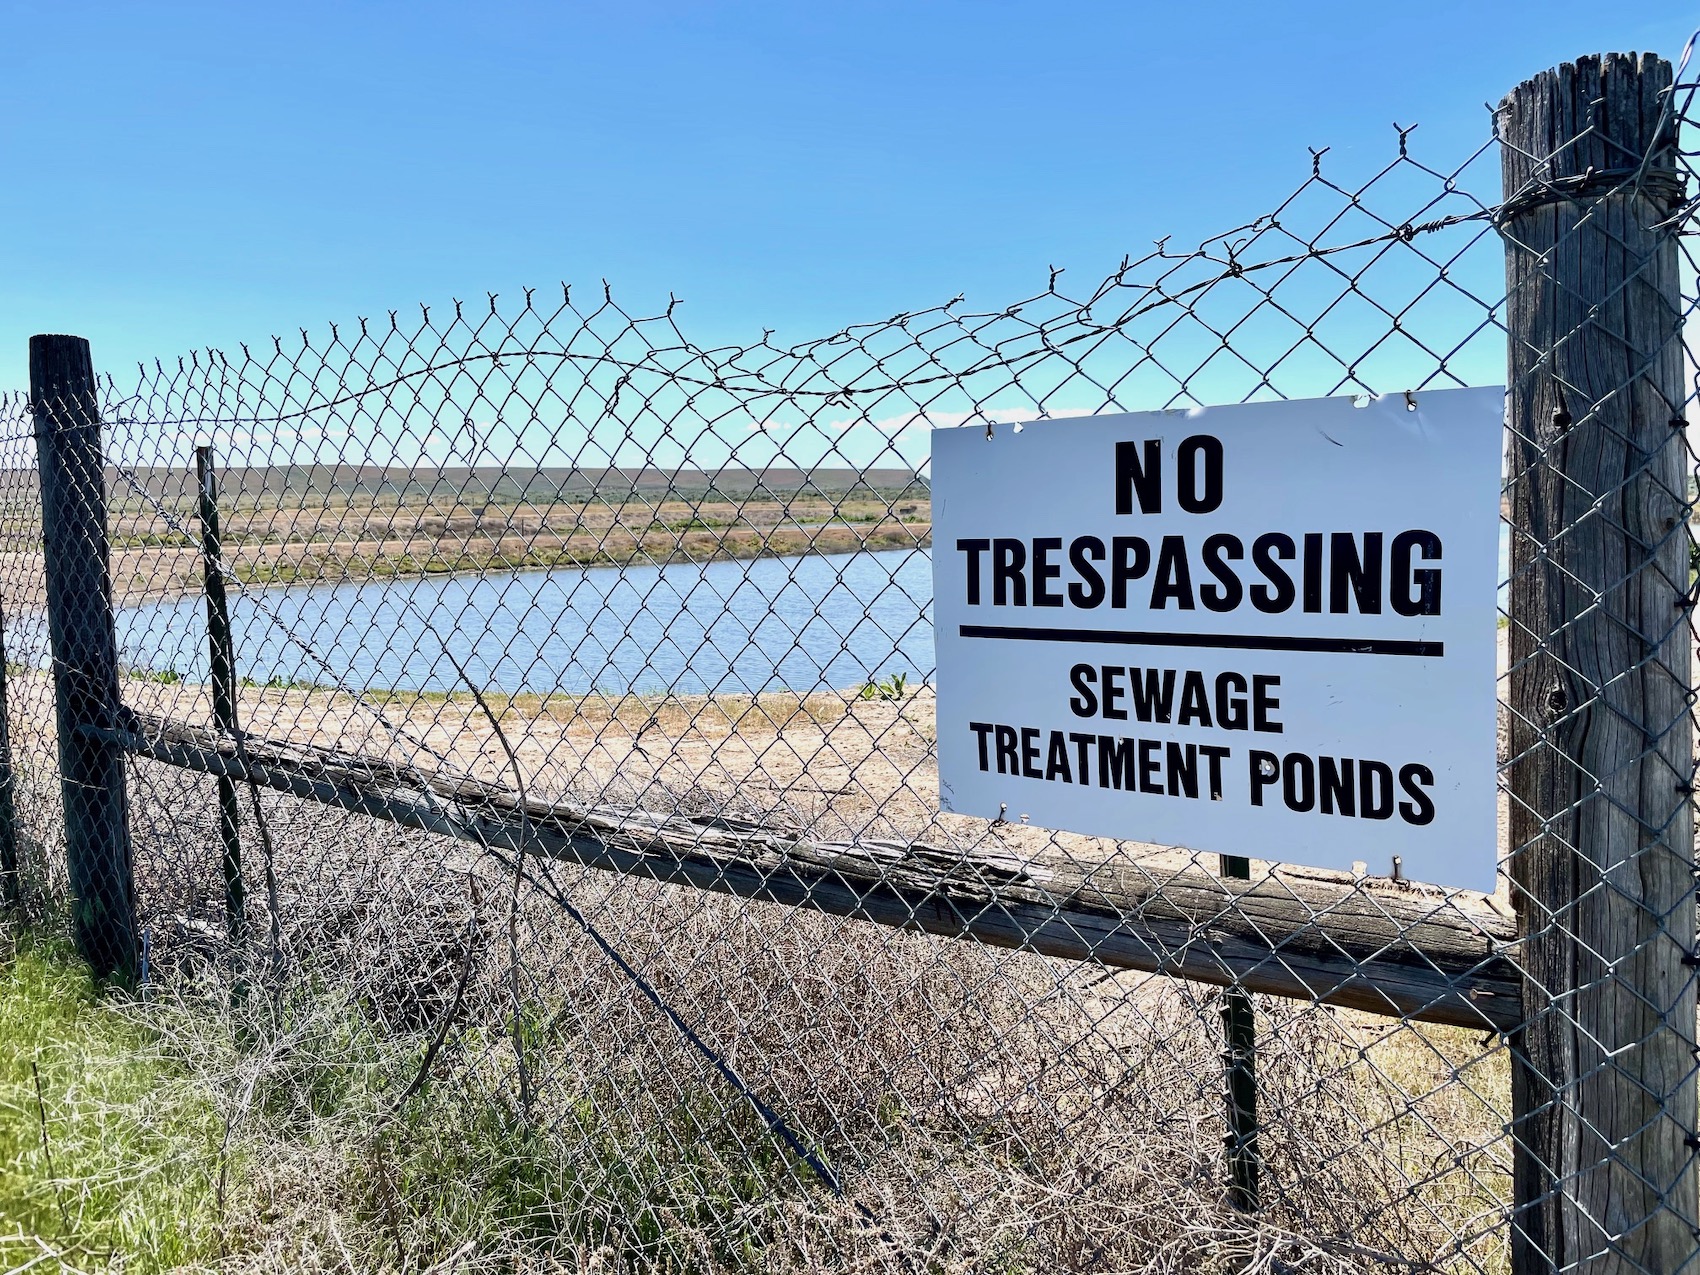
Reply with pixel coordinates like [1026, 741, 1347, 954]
[1500, 54, 1696, 1271]
[29, 334, 137, 979]
[0, 601, 19, 910]
[1217, 852, 1259, 1213]
[196, 445, 245, 945]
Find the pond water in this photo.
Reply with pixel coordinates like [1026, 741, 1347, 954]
[105, 522, 1515, 700]
[113, 548, 935, 698]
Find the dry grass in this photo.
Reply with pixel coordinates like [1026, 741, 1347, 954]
[5, 490, 928, 606]
[88, 732, 1515, 1273]
[0, 638, 1518, 1271]
[0, 488, 934, 607]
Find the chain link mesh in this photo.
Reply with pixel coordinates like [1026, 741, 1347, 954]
[3, 48, 1699, 1274]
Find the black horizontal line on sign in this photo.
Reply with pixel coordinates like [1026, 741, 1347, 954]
[957, 624, 1444, 658]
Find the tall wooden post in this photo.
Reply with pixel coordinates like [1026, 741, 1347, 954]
[1500, 55, 1696, 1271]
[29, 335, 136, 979]
[1218, 852, 1259, 1213]
[197, 445, 246, 944]
[0, 600, 19, 909]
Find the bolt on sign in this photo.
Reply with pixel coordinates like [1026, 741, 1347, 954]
[931, 388, 1504, 893]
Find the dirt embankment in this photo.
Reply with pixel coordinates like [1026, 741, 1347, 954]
[114, 668, 1513, 919]
[0, 494, 929, 608]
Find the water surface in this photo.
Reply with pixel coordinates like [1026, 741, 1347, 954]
[115, 548, 935, 698]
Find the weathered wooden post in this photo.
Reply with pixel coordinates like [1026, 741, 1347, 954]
[0, 601, 20, 910]
[29, 335, 137, 979]
[1499, 54, 1696, 1270]
[1218, 852, 1259, 1213]
[197, 445, 246, 944]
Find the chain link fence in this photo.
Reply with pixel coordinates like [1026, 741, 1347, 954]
[3, 47, 1698, 1274]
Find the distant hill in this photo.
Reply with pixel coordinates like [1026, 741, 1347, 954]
[98, 464, 929, 506]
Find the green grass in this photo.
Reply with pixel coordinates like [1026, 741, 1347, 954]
[859, 671, 909, 701]
[647, 515, 735, 533]
[124, 666, 183, 685]
[232, 546, 623, 585]
[0, 928, 820, 1270]
[228, 524, 933, 587]
[110, 533, 197, 550]
[0, 932, 225, 1273]
[348, 1016, 818, 1270]
[238, 673, 326, 692]
[0, 914, 1507, 1271]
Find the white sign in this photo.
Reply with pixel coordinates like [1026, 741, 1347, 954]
[931, 389, 1503, 892]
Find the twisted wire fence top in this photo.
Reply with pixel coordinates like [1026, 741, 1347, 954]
[90, 116, 1512, 811]
[0, 46, 1696, 1274]
[110, 130, 1506, 458]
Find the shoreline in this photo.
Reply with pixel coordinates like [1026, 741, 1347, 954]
[0, 518, 934, 610]
[226, 519, 932, 588]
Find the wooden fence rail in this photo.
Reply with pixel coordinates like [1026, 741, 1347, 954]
[18, 47, 1696, 1268]
[95, 710, 1521, 1031]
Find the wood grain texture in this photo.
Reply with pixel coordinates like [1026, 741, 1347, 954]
[0, 603, 17, 909]
[1500, 53, 1696, 1274]
[100, 709, 1522, 1030]
[195, 445, 246, 944]
[30, 334, 137, 979]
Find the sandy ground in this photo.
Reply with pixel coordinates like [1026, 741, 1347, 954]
[0, 532, 1537, 1269]
[106, 661, 1519, 921]
[0, 520, 935, 610]
[0, 480, 1554, 910]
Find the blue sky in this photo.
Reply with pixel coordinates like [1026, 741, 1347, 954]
[0, 0, 1693, 399]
